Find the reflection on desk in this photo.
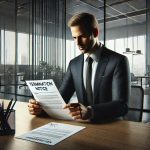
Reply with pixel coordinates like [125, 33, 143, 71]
[0, 101, 150, 150]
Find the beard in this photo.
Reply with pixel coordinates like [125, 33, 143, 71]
[78, 39, 95, 54]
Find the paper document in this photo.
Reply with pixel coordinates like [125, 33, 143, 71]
[16, 122, 85, 145]
[26, 79, 73, 120]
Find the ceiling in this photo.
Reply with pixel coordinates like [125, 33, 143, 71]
[66, 0, 147, 29]
[0, 0, 148, 30]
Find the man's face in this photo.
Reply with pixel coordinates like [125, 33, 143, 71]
[70, 25, 96, 54]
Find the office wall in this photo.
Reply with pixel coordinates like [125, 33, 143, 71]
[104, 23, 146, 40]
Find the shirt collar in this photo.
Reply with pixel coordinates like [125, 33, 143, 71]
[84, 42, 103, 62]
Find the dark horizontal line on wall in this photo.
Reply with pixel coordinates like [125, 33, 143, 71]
[0, 91, 32, 98]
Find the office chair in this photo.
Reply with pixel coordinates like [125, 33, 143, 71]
[125, 85, 144, 122]
[145, 65, 150, 87]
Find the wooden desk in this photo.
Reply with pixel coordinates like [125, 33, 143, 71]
[0, 101, 150, 150]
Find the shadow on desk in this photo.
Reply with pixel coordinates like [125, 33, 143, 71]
[29, 113, 123, 128]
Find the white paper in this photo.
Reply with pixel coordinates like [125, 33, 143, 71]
[26, 79, 73, 120]
[16, 122, 85, 145]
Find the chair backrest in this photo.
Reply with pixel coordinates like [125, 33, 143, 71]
[146, 65, 150, 75]
[125, 85, 144, 122]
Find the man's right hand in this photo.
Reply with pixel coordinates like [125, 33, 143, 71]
[28, 99, 43, 115]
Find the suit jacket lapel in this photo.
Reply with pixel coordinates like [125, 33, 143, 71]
[75, 55, 86, 103]
[94, 47, 109, 103]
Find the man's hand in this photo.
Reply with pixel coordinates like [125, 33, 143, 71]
[63, 103, 92, 121]
[28, 99, 43, 115]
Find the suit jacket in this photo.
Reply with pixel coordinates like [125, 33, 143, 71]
[59, 46, 130, 121]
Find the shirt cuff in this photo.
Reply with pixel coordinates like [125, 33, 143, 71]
[87, 106, 94, 120]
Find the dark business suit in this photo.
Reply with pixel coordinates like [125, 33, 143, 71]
[59, 46, 130, 121]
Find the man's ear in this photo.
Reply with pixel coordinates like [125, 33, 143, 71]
[93, 28, 99, 37]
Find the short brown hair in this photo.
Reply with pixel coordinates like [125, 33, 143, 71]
[67, 12, 99, 34]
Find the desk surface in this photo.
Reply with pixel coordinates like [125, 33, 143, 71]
[0, 101, 150, 150]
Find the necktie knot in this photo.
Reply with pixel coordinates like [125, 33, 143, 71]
[87, 57, 93, 65]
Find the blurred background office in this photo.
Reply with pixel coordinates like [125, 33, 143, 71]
[0, 0, 150, 122]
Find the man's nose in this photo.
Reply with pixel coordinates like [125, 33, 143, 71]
[76, 38, 82, 46]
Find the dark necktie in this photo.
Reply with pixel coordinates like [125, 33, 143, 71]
[86, 57, 93, 105]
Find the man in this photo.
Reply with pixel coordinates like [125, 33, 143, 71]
[28, 13, 130, 122]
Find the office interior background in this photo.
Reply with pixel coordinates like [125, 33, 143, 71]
[0, 0, 150, 122]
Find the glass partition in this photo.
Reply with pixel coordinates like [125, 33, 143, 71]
[105, 0, 146, 76]
[0, 0, 66, 101]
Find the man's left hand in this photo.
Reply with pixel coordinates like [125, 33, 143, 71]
[63, 103, 92, 121]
